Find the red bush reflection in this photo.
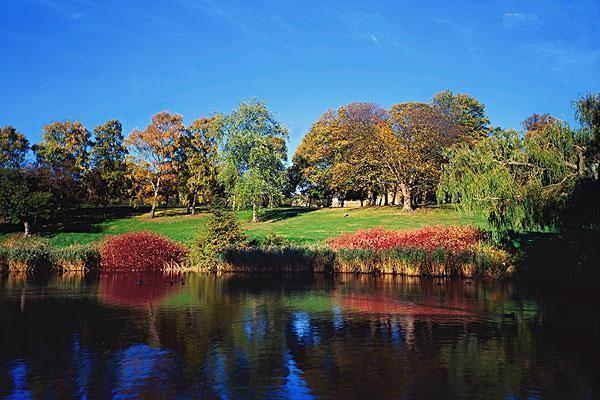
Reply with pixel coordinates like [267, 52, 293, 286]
[98, 272, 178, 307]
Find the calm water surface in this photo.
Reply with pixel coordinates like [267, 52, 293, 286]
[0, 272, 597, 399]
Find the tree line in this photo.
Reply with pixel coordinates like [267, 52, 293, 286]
[0, 100, 288, 234]
[1, 92, 599, 235]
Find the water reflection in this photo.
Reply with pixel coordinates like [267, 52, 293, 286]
[0, 272, 597, 399]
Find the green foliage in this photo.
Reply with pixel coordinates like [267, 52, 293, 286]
[189, 209, 247, 266]
[575, 93, 600, 178]
[87, 120, 128, 204]
[0, 167, 53, 234]
[178, 115, 223, 212]
[221, 100, 288, 221]
[220, 244, 334, 273]
[439, 124, 584, 231]
[51, 244, 99, 271]
[0, 126, 29, 168]
[262, 232, 287, 247]
[33, 120, 91, 208]
[432, 89, 491, 140]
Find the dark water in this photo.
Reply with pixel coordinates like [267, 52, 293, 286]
[0, 273, 597, 399]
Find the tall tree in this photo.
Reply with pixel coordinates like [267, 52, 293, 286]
[379, 102, 460, 211]
[222, 100, 288, 222]
[292, 110, 338, 206]
[0, 126, 29, 168]
[293, 103, 388, 206]
[87, 120, 128, 205]
[127, 111, 184, 218]
[33, 121, 91, 208]
[575, 93, 600, 179]
[432, 90, 490, 141]
[179, 115, 223, 214]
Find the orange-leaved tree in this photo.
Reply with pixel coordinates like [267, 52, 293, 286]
[126, 111, 184, 218]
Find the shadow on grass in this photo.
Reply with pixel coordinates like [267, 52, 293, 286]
[259, 207, 316, 222]
[38, 206, 149, 237]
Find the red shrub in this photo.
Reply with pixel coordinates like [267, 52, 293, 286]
[327, 225, 481, 254]
[99, 232, 187, 271]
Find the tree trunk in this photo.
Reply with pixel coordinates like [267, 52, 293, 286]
[384, 190, 389, 206]
[191, 191, 198, 215]
[391, 186, 397, 205]
[23, 221, 30, 237]
[252, 202, 258, 222]
[150, 177, 161, 218]
[400, 183, 412, 212]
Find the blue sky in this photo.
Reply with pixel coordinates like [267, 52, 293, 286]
[1, 0, 599, 155]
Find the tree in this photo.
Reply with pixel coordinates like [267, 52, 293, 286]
[379, 102, 461, 211]
[575, 93, 600, 179]
[432, 90, 490, 141]
[293, 103, 389, 207]
[292, 110, 338, 207]
[127, 111, 184, 218]
[33, 121, 91, 209]
[0, 167, 53, 236]
[330, 103, 388, 205]
[522, 113, 559, 132]
[179, 115, 223, 214]
[0, 126, 29, 168]
[438, 122, 586, 231]
[221, 100, 288, 222]
[87, 120, 128, 205]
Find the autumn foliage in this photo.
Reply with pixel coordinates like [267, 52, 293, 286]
[327, 225, 482, 253]
[99, 231, 187, 271]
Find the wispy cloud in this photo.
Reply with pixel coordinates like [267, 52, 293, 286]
[270, 15, 294, 33]
[522, 41, 600, 81]
[335, 10, 400, 50]
[502, 12, 538, 29]
[177, 0, 296, 52]
[26, 0, 83, 20]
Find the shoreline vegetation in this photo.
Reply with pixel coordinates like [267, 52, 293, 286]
[0, 207, 512, 279]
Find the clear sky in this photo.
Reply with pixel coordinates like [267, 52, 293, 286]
[1, 0, 599, 155]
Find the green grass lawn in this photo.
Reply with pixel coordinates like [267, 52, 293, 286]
[31, 206, 485, 247]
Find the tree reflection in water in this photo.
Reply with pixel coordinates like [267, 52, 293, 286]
[0, 272, 597, 399]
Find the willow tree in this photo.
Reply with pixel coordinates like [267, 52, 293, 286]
[575, 93, 600, 179]
[438, 122, 586, 231]
[221, 100, 288, 222]
[127, 111, 184, 218]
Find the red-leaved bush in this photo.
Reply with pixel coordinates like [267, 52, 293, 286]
[327, 225, 481, 254]
[99, 231, 187, 271]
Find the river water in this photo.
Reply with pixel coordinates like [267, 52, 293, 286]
[0, 272, 597, 399]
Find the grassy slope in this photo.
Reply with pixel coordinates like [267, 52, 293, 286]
[41, 206, 485, 247]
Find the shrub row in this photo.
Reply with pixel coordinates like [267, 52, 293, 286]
[327, 226, 482, 253]
[1, 224, 512, 278]
[0, 231, 186, 272]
